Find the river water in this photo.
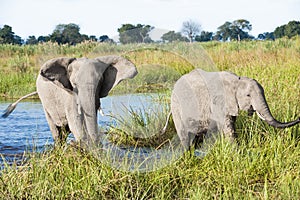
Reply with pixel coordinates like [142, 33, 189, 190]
[0, 94, 162, 165]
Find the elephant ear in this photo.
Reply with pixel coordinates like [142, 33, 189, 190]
[221, 72, 239, 116]
[40, 57, 76, 91]
[95, 55, 138, 98]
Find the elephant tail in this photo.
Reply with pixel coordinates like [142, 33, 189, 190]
[2, 91, 38, 118]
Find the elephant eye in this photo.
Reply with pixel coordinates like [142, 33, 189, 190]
[247, 94, 251, 97]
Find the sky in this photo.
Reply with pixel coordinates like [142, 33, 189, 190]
[1, 0, 300, 40]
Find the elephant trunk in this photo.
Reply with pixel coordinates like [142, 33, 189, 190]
[252, 83, 300, 129]
[79, 88, 99, 145]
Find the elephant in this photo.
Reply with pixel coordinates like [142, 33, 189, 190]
[170, 69, 300, 149]
[2, 55, 138, 147]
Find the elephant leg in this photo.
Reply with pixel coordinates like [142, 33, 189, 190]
[44, 111, 62, 144]
[177, 130, 193, 150]
[222, 116, 237, 141]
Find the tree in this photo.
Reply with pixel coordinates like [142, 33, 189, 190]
[99, 35, 109, 42]
[214, 21, 232, 41]
[274, 21, 300, 39]
[195, 31, 213, 42]
[181, 20, 201, 43]
[89, 35, 97, 42]
[13, 35, 23, 45]
[284, 21, 300, 38]
[37, 35, 50, 43]
[99, 35, 114, 43]
[81, 34, 89, 42]
[161, 31, 188, 42]
[231, 19, 252, 41]
[214, 19, 253, 41]
[26, 35, 38, 45]
[118, 24, 154, 44]
[50, 23, 84, 45]
[274, 25, 286, 38]
[257, 32, 275, 40]
[0, 25, 22, 44]
[50, 25, 64, 44]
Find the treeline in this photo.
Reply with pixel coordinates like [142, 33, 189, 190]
[0, 23, 112, 45]
[0, 19, 300, 45]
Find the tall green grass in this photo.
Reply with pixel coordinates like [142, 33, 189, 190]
[0, 39, 299, 199]
[1, 131, 299, 199]
[0, 72, 36, 99]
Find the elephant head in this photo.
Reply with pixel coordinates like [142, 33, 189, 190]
[38, 55, 137, 145]
[224, 73, 300, 128]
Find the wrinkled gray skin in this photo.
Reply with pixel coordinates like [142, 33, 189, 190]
[171, 69, 300, 149]
[3, 56, 137, 147]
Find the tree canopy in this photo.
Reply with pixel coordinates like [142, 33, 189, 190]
[257, 32, 275, 40]
[50, 23, 84, 45]
[161, 31, 188, 42]
[274, 20, 300, 39]
[0, 25, 23, 45]
[214, 19, 253, 41]
[118, 24, 154, 44]
[26, 36, 38, 45]
[195, 31, 213, 42]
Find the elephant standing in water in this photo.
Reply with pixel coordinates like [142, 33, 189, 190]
[3, 56, 137, 147]
[171, 69, 300, 149]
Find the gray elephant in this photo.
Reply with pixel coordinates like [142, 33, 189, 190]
[171, 69, 300, 149]
[3, 55, 137, 147]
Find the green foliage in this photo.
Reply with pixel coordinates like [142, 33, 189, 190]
[257, 32, 275, 40]
[275, 20, 300, 39]
[0, 25, 23, 45]
[214, 19, 253, 41]
[118, 24, 154, 44]
[0, 71, 36, 99]
[161, 31, 188, 43]
[37, 35, 50, 43]
[26, 36, 38, 45]
[195, 31, 213, 42]
[50, 23, 85, 45]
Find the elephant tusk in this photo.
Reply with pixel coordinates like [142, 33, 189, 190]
[161, 111, 172, 135]
[256, 112, 265, 121]
[99, 107, 105, 116]
[75, 93, 82, 115]
[77, 105, 82, 115]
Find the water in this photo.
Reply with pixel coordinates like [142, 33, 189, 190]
[0, 94, 162, 165]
